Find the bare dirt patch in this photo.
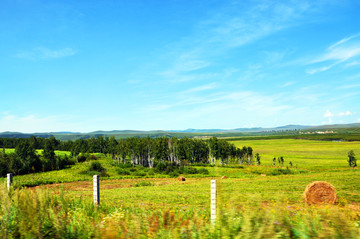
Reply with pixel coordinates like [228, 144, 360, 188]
[32, 177, 210, 192]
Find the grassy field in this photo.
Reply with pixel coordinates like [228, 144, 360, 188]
[2, 170, 360, 238]
[232, 139, 360, 170]
[4, 148, 70, 157]
[1, 139, 360, 238]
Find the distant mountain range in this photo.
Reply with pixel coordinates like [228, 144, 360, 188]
[1, 123, 360, 140]
[168, 123, 360, 133]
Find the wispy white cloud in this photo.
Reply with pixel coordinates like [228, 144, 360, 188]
[175, 52, 210, 72]
[281, 81, 296, 87]
[159, 1, 326, 83]
[206, 1, 316, 49]
[181, 82, 217, 94]
[345, 61, 359, 67]
[322, 118, 333, 124]
[322, 45, 360, 63]
[126, 79, 141, 84]
[285, 84, 327, 104]
[306, 62, 339, 74]
[0, 114, 56, 133]
[323, 109, 334, 124]
[324, 109, 334, 118]
[0, 114, 82, 133]
[338, 111, 352, 117]
[15, 47, 77, 60]
[145, 89, 289, 118]
[339, 83, 360, 89]
[306, 33, 360, 74]
[349, 73, 360, 80]
[159, 71, 217, 83]
[264, 51, 288, 64]
[145, 91, 225, 112]
[322, 109, 354, 125]
[328, 33, 360, 50]
[160, 90, 292, 129]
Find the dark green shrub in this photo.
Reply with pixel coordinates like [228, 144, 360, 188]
[164, 165, 175, 174]
[77, 155, 87, 163]
[270, 168, 293, 176]
[0, 157, 8, 177]
[155, 162, 166, 172]
[133, 171, 146, 177]
[90, 161, 104, 172]
[118, 163, 132, 168]
[81, 161, 109, 177]
[183, 167, 198, 174]
[117, 168, 130, 175]
[169, 171, 179, 178]
[251, 170, 262, 175]
[58, 155, 75, 169]
[198, 168, 209, 175]
[191, 163, 211, 167]
[134, 181, 153, 187]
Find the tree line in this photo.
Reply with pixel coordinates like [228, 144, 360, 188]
[0, 137, 74, 177]
[0, 136, 256, 176]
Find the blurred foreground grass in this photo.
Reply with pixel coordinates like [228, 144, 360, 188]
[1, 180, 360, 238]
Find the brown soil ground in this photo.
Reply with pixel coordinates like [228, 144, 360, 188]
[32, 177, 208, 192]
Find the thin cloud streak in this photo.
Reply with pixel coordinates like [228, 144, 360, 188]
[144, 90, 290, 117]
[14, 47, 77, 60]
[159, 1, 326, 83]
[0, 113, 110, 133]
[281, 81, 296, 87]
[181, 82, 218, 94]
[339, 83, 360, 89]
[206, 1, 315, 49]
[328, 33, 360, 49]
[306, 34, 360, 74]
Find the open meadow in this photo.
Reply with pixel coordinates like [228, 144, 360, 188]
[232, 139, 360, 170]
[1, 139, 360, 238]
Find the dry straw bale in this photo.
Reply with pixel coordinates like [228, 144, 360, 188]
[304, 181, 337, 205]
[177, 176, 186, 181]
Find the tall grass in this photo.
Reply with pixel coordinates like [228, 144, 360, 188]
[0, 185, 99, 238]
[1, 185, 360, 238]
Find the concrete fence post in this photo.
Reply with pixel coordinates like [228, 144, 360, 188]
[211, 179, 216, 224]
[93, 175, 100, 205]
[7, 173, 13, 190]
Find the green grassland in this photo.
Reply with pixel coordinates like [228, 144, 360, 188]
[232, 139, 360, 170]
[1, 139, 360, 238]
[4, 148, 70, 157]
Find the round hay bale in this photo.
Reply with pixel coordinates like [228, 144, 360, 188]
[178, 176, 186, 181]
[304, 181, 337, 205]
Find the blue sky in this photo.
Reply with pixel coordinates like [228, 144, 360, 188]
[1, 0, 360, 133]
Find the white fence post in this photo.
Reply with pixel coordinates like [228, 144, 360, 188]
[93, 175, 100, 205]
[211, 179, 216, 224]
[7, 173, 13, 190]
